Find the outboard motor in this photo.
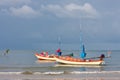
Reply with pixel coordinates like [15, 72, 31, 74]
[100, 54, 105, 60]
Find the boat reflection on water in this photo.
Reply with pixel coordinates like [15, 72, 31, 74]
[55, 64, 103, 67]
[35, 60, 56, 67]
[55, 64, 105, 71]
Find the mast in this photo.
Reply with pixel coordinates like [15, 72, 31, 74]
[79, 24, 83, 46]
[79, 24, 86, 59]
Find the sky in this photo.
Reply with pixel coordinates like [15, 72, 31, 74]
[0, 0, 120, 50]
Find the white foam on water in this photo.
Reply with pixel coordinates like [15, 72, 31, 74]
[0, 72, 21, 75]
[41, 71, 64, 74]
[71, 71, 120, 74]
[0, 71, 120, 75]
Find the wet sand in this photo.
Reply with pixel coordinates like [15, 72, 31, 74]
[0, 72, 120, 80]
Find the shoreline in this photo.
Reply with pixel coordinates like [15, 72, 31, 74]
[0, 72, 120, 80]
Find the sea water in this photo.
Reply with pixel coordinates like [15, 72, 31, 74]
[0, 50, 119, 75]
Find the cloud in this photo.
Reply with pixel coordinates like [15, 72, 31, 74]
[9, 5, 39, 18]
[0, 2, 99, 19]
[81, 3, 99, 17]
[41, 3, 99, 18]
[0, 0, 31, 6]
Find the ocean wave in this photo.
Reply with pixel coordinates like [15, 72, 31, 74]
[0, 71, 120, 75]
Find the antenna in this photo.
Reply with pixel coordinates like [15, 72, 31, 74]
[58, 36, 61, 48]
[79, 24, 83, 46]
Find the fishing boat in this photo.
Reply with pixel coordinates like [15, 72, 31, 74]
[35, 51, 74, 61]
[35, 52, 56, 61]
[35, 36, 74, 61]
[55, 55, 105, 65]
[55, 45, 105, 65]
[55, 26, 105, 65]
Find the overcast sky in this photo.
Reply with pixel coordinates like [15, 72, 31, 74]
[0, 0, 120, 50]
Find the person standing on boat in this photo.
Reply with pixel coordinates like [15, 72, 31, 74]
[4, 49, 10, 55]
[80, 45, 86, 59]
[56, 48, 62, 56]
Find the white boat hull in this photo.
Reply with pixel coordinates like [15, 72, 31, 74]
[35, 53, 73, 61]
[35, 54, 56, 61]
[55, 57, 104, 65]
